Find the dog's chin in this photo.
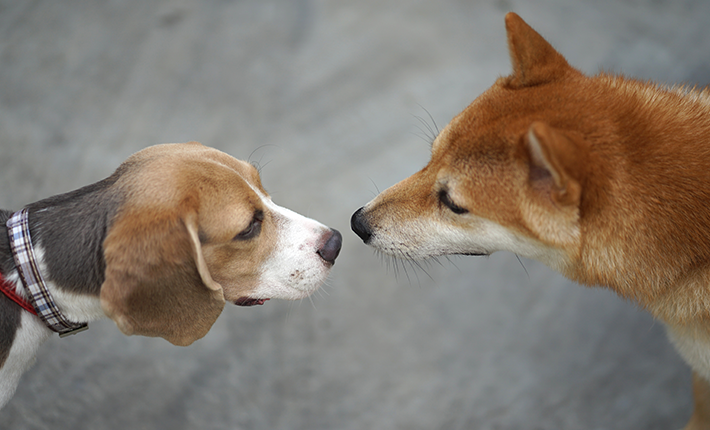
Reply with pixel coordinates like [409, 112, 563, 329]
[234, 281, 324, 306]
[371, 242, 490, 261]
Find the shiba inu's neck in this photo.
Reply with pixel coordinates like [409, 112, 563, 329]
[570, 75, 710, 322]
[601, 73, 710, 123]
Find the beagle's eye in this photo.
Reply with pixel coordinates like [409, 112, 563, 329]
[234, 210, 264, 241]
[438, 189, 469, 215]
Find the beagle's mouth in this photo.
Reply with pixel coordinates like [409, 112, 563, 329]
[234, 297, 270, 306]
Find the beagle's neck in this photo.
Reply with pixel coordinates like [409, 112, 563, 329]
[0, 173, 125, 325]
[19, 240, 105, 324]
[0, 212, 104, 326]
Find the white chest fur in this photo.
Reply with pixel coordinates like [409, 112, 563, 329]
[666, 323, 710, 380]
[33, 245, 105, 323]
[0, 312, 51, 407]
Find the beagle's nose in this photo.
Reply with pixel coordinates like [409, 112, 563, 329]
[350, 207, 372, 243]
[318, 229, 342, 264]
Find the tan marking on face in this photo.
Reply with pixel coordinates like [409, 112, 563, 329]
[115, 143, 277, 302]
[118, 142, 334, 304]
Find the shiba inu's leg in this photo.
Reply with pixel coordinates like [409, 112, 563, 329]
[686, 373, 710, 430]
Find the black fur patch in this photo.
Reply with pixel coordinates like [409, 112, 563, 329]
[26, 166, 128, 296]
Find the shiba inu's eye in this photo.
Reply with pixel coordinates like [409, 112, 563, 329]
[438, 189, 468, 215]
[234, 210, 264, 240]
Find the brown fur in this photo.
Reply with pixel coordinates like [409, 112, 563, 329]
[353, 13, 710, 428]
[689, 372, 710, 430]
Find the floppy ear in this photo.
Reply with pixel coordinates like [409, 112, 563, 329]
[100, 208, 226, 346]
[504, 12, 570, 87]
[524, 121, 583, 207]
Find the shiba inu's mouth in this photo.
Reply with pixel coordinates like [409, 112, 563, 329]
[351, 206, 496, 260]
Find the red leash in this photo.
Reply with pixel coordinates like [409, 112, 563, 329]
[0, 273, 37, 315]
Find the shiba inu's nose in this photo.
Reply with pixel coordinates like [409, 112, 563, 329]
[350, 207, 372, 243]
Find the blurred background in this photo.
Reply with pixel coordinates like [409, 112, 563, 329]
[1, 0, 709, 429]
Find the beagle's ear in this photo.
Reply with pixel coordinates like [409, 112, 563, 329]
[524, 121, 583, 208]
[101, 209, 225, 346]
[504, 12, 570, 88]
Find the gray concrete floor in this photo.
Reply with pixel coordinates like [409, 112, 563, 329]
[1, 0, 709, 429]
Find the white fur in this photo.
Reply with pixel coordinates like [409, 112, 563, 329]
[3, 267, 25, 299]
[0, 312, 50, 407]
[33, 245, 105, 323]
[250, 193, 332, 301]
[0, 269, 52, 408]
[0, 244, 105, 410]
[49, 288, 104, 323]
[666, 324, 710, 381]
[0, 247, 100, 409]
[364, 204, 568, 270]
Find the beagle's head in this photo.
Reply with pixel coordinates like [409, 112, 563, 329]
[101, 142, 341, 346]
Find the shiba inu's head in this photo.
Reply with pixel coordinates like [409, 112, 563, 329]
[351, 13, 596, 272]
[351, 10, 710, 302]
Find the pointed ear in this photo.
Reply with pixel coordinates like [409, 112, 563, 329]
[525, 122, 582, 207]
[504, 12, 570, 87]
[101, 208, 226, 346]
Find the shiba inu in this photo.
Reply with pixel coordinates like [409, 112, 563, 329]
[351, 13, 710, 429]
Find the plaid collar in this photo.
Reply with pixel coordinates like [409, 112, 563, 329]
[6, 209, 88, 337]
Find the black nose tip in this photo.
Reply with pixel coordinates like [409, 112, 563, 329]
[318, 229, 343, 264]
[350, 207, 372, 243]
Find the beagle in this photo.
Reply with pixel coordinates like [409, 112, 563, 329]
[0, 141, 342, 407]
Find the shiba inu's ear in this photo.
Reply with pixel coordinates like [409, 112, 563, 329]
[525, 122, 582, 207]
[504, 13, 569, 87]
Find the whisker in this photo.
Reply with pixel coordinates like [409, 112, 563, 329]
[410, 258, 435, 284]
[410, 133, 428, 146]
[515, 254, 530, 279]
[318, 284, 332, 296]
[285, 300, 296, 322]
[307, 293, 317, 310]
[399, 251, 415, 285]
[368, 177, 381, 196]
[444, 255, 462, 273]
[247, 144, 278, 172]
[403, 258, 420, 288]
[258, 159, 273, 172]
[386, 251, 402, 282]
[413, 111, 436, 136]
[418, 104, 440, 136]
[411, 115, 438, 144]
[394, 255, 403, 282]
[412, 103, 441, 148]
